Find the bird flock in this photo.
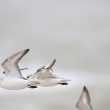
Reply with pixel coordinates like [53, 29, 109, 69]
[0, 48, 93, 110]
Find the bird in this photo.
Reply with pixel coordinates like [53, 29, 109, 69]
[0, 49, 38, 90]
[27, 59, 70, 87]
[76, 86, 93, 110]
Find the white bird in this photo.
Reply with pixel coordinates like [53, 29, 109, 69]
[0, 49, 38, 90]
[27, 59, 69, 87]
[76, 86, 93, 110]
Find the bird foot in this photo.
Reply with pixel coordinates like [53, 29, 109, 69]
[60, 82, 68, 85]
[28, 85, 37, 89]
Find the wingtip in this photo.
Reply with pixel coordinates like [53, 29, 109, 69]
[83, 86, 88, 93]
[83, 86, 91, 102]
[25, 48, 30, 52]
[23, 48, 30, 54]
[53, 59, 56, 64]
[46, 59, 56, 69]
[53, 59, 56, 62]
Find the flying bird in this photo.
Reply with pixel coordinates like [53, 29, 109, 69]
[27, 59, 69, 87]
[0, 49, 38, 90]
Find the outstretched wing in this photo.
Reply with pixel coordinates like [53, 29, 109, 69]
[34, 59, 56, 79]
[1, 49, 29, 77]
[76, 86, 93, 110]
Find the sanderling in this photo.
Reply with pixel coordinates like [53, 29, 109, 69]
[27, 59, 70, 87]
[0, 49, 38, 90]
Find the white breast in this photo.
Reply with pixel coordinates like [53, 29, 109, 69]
[0, 76, 27, 90]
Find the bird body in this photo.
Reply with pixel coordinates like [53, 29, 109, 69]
[0, 76, 28, 90]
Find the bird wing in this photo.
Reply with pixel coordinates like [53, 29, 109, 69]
[76, 86, 92, 110]
[34, 59, 56, 79]
[1, 49, 29, 77]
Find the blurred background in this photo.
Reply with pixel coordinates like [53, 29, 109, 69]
[0, 0, 110, 110]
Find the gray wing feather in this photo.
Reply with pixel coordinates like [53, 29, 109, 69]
[1, 49, 29, 77]
[76, 86, 93, 110]
[34, 59, 56, 79]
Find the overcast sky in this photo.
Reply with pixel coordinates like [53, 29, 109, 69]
[0, 1, 110, 110]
